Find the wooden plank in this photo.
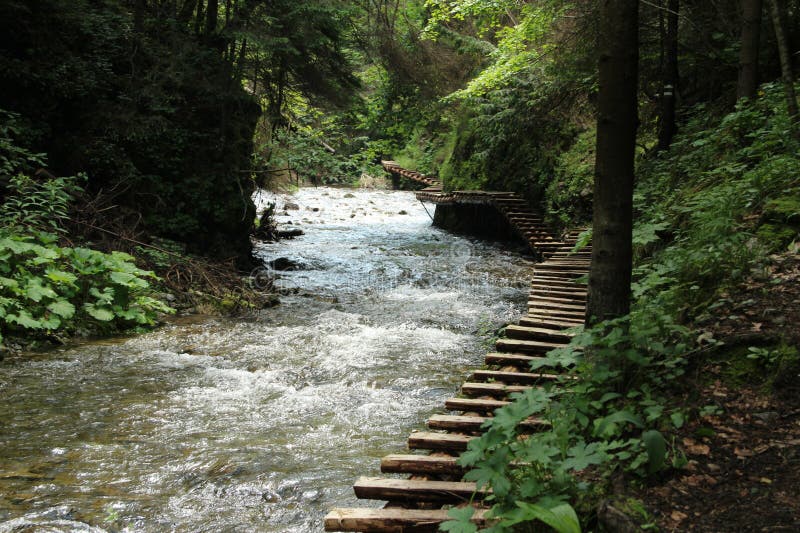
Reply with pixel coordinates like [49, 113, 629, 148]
[504, 324, 574, 342]
[524, 316, 584, 329]
[485, 352, 548, 366]
[461, 382, 531, 398]
[445, 397, 509, 413]
[527, 294, 586, 305]
[496, 338, 562, 354]
[427, 414, 548, 433]
[353, 477, 487, 503]
[380, 454, 464, 476]
[427, 414, 487, 432]
[471, 369, 562, 384]
[408, 431, 474, 451]
[527, 299, 586, 312]
[526, 307, 585, 318]
[325, 507, 492, 532]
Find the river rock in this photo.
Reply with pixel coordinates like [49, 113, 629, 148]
[343, 193, 355, 198]
[283, 202, 300, 210]
[269, 257, 303, 271]
[276, 229, 304, 239]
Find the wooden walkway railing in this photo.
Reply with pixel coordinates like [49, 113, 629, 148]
[324, 164, 591, 532]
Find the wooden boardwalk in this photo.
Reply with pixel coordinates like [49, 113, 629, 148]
[382, 161, 573, 259]
[325, 164, 590, 531]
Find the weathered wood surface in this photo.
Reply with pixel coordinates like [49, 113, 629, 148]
[380, 454, 464, 475]
[353, 477, 488, 502]
[324, 507, 491, 532]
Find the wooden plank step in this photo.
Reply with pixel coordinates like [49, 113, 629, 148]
[527, 299, 586, 312]
[408, 431, 474, 452]
[380, 454, 464, 476]
[325, 507, 492, 531]
[529, 290, 587, 301]
[485, 352, 548, 366]
[445, 397, 509, 413]
[525, 317, 584, 330]
[504, 324, 574, 341]
[530, 277, 587, 288]
[427, 414, 489, 432]
[496, 338, 563, 354]
[461, 382, 531, 398]
[527, 305, 585, 317]
[427, 414, 548, 433]
[471, 369, 562, 384]
[528, 294, 586, 306]
[530, 284, 587, 294]
[534, 269, 588, 278]
[353, 477, 487, 503]
[518, 317, 583, 330]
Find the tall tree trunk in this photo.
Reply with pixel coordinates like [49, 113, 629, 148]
[657, 0, 679, 151]
[586, 0, 640, 325]
[134, 0, 147, 32]
[767, 0, 799, 119]
[195, 0, 204, 34]
[205, 0, 218, 35]
[738, 0, 763, 100]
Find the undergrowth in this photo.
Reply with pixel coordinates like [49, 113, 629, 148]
[0, 119, 173, 350]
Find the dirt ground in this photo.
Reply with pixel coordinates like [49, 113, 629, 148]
[639, 250, 800, 532]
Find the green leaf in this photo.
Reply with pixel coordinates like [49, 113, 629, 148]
[642, 430, 667, 474]
[47, 300, 75, 319]
[45, 269, 78, 284]
[507, 501, 581, 533]
[562, 441, 606, 471]
[24, 278, 57, 302]
[6, 310, 44, 329]
[593, 410, 644, 438]
[440, 507, 478, 533]
[84, 303, 115, 321]
[109, 271, 148, 288]
[670, 411, 685, 429]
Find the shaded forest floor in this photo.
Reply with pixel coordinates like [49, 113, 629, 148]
[639, 249, 800, 531]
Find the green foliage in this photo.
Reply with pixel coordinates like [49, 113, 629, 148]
[0, 150, 172, 347]
[0, 231, 173, 346]
[635, 82, 800, 316]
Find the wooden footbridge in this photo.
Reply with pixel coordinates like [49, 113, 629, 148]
[324, 164, 590, 531]
[381, 161, 573, 257]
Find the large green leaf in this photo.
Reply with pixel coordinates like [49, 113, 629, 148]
[47, 300, 76, 319]
[505, 501, 581, 533]
[642, 430, 667, 473]
[6, 310, 44, 329]
[24, 278, 57, 302]
[440, 507, 478, 533]
[84, 303, 115, 322]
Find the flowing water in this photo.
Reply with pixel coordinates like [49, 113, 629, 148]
[0, 187, 533, 532]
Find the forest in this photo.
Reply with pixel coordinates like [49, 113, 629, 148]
[1, 0, 799, 531]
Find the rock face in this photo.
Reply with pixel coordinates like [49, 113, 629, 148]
[284, 202, 300, 210]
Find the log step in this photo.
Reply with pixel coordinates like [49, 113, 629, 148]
[496, 338, 562, 354]
[461, 382, 531, 398]
[527, 299, 586, 311]
[519, 317, 584, 330]
[408, 431, 474, 452]
[445, 397, 510, 413]
[353, 477, 487, 503]
[324, 507, 492, 532]
[504, 324, 574, 341]
[471, 369, 562, 385]
[484, 352, 548, 366]
[380, 454, 464, 476]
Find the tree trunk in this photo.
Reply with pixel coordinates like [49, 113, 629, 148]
[657, 0, 679, 151]
[134, 0, 147, 32]
[738, 0, 763, 100]
[205, 0, 218, 35]
[766, 0, 799, 119]
[586, 0, 640, 325]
